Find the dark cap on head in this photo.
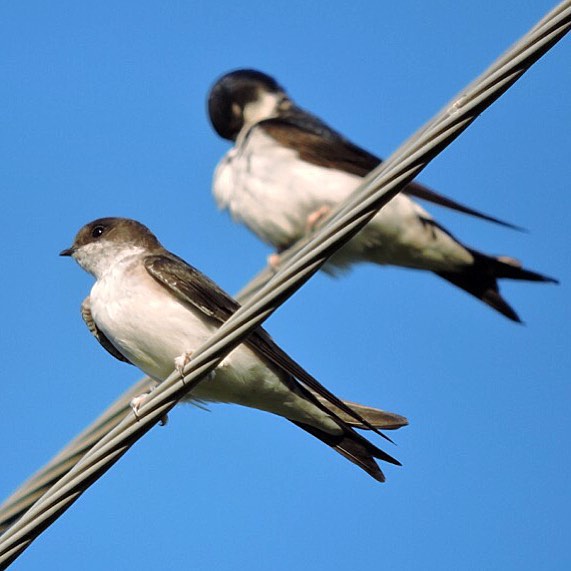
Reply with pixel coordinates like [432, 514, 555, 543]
[60, 217, 162, 256]
[208, 69, 286, 140]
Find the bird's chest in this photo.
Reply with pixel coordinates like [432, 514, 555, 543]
[89, 262, 213, 380]
[213, 130, 361, 248]
[88, 261, 284, 405]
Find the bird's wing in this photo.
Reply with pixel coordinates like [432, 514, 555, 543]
[143, 253, 392, 441]
[80, 296, 133, 365]
[404, 181, 524, 231]
[260, 115, 522, 230]
[260, 114, 381, 176]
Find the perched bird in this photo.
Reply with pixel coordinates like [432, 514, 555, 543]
[208, 69, 557, 322]
[61, 217, 407, 482]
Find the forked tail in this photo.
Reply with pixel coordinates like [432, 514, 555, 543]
[436, 249, 558, 322]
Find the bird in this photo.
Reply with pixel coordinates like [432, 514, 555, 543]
[61, 217, 407, 482]
[208, 68, 557, 322]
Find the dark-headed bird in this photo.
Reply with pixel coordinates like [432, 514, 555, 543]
[208, 69, 557, 322]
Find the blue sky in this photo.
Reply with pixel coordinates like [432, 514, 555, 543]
[1, 1, 569, 569]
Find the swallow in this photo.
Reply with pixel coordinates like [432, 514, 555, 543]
[208, 69, 557, 322]
[61, 217, 407, 482]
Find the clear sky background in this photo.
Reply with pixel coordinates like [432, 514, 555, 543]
[1, 2, 569, 569]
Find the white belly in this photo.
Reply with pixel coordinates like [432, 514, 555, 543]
[214, 128, 473, 271]
[213, 129, 355, 249]
[89, 256, 339, 432]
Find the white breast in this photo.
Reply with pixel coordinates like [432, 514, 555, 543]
[88, 255, 339, 432]
[213, 127, 473, 271]
[213, 128, 359, 248]
[90, 256, 211, 381]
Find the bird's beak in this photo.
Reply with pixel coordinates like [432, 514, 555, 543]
[59, 247, 74, 257]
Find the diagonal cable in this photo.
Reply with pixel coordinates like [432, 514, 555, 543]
[0, 2, 568, 567]
[0, 378, 155, 534]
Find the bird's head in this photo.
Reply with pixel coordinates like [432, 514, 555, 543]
[208, 69, 291, 140]
[60, 217, 161, 278]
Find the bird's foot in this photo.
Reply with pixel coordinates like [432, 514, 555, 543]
[130, 389, 169, 426]
[305, 205, 331, 233]
[174, 351, 193, 379]
[130, 393, 149, 418]
[267, 253, 282, 269]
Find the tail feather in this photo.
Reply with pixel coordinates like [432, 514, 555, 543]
[310, 393, 408, 430]
[436, 249, 558, 322]
[489, 255, 558, 283]
[292, 420, 401, 483]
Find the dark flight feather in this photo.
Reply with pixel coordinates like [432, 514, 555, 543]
[260, 111, 523, 231]
[143, 253, 401, 478]
[143, 253, 390, 437]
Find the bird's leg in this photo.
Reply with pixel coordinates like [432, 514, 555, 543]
[129, 394, 148, 418]
[305, 205, 331, 233]
[265, 207, 331, 270]
[130, 384, 169, 426]
[267, 252, 282, 268]
[174, 351, 193, 379]
[176, 349, 216, 384]
[267, 242, 291, 269]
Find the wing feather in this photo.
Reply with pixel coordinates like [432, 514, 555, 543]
[260, 113, 522, 230]
[143, 253, 391, 440]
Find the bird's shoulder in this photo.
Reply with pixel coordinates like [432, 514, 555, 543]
[255, 111, 381, 177]
[143, 253, 239, 324]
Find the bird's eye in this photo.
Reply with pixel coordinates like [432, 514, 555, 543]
[91, 225, 105, 238]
